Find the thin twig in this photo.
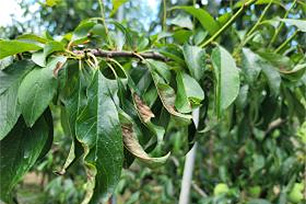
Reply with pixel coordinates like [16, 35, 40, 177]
[265, 118, 286, 135]
[275, 30, 298, 53]
[73, 49, 168, 61]
[247, 0, 273, 36]
[192, 182, 208, 198]
[199, 0, 256, 48]
[162, 0, 167, 32]
[98, 0, 112, 46]
[269, 0, 297, 47]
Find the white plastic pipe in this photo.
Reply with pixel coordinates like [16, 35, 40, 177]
[178, 109, 200, 204]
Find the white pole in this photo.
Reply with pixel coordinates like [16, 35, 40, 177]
[178, 109, 200, 204]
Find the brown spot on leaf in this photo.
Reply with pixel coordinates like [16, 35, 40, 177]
[133, 93, 155, 123]
[53, 61, 64, 77]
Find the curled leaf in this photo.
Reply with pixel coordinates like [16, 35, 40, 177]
[133, 93, 155, 123]
[120, 112, 170, 168]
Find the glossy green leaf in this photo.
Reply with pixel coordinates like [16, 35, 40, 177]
[147, 59, 171, 83]
[182, 44, 206, 81]
[211, 45, 240, 117]
[0, 116, 49, 202]
[147, 61, 191, 120]
[44, 41, 65, 58]
[280, 19, 306, 32]
[261, 61, 281, 96]
[18, 56, 66, 126]
[0, 40, 42, 59]
[174, 6, 219, 35]
[71, 21, 96, 45]
[175, 72, 204, 113]
[0, 60, 35, 95]
[241, 48, 263, 84]
[76, 70, 123, 204]
[58, 65, 87, 173]
[0, 56, 13, 70]
[0, 83, 20, 140]
[16, 33, 48, 44]
[119, 111, 170, 168]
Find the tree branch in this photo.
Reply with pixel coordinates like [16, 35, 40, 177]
[73, 49, 168, 62]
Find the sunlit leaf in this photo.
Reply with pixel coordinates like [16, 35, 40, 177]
[211, 45, 240, 117]
[174, 6, 219, 35]
[0, 40, 42, 59]
[76, 70, 123, 203]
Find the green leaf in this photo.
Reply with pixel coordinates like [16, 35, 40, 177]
[280, 63, 306, 81]
[110, 0, 128, 17]
[280, 19, 306, 32]
[108, 20, 134, 49]
[16, 33, 49, 44]
[0, 60, 35, 95]
[71, 21, 96, 45]
[58, 65, 87, 174]
[0, 40, 42, 59]
[147, 61, 191, 120]
[170, 14, 193, 30]
[46, 0, 61, 7]
[76, 71, 123, 203]
[211, 45, 240, 117]
[175, 72, 204, 113]
[0, 83, 21, 140]
[182, 44, 206, 81]
[18, 56, 66, 126]
[0, 116, 49, 202]
[44, 41, 65, 58]
[32, 51, 46, 67]
[173, 6, 219, 35]
[132, 92, 165, 145]
[241, 48, 263, 84]
[119, 111, 170, 168]
[261, 61, 281, 96]
[0, 56, 13, 70]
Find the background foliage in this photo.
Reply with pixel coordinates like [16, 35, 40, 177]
[0, 0, 305, 203]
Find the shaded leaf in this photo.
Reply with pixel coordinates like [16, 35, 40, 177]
[0, 116, 49, 202]
[147, 63, 191, 120]
[241, 48, 262, 84]
[0, 60, 35, 95]
[261, 62, 281, 96]
[119, 111, 170, 168]
[0, 83, 21, 140]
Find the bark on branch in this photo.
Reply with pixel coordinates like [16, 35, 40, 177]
[73, 49, 168, 62]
